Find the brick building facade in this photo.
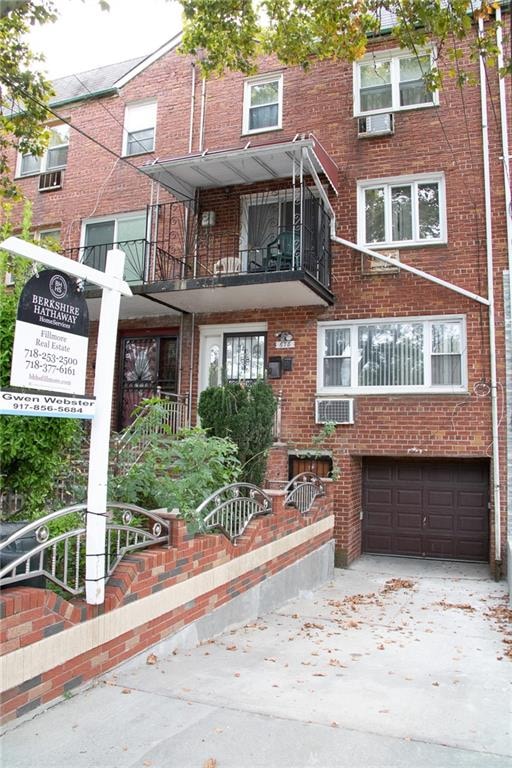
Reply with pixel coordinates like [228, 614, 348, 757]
[6, 24, 510, 574]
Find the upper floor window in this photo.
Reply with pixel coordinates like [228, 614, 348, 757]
[318, 315, 466, 395]
[18, 124, 69, 177]
[243, 74, 283, 134]
[81, 212, 146, 283]
[358, 173, 446, 247]
[123, 100, 157, 156]
[355, 50, 436, 115]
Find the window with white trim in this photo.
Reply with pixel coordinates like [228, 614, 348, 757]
[318, 316, 466, 394]
[358, 173, 445, 247]
[199, 323, 267, 393]
[18, 124, 69, 176]
[123, 100, 157, 156]
[243, 74, 283, 134]
[355, 50, 436, 115]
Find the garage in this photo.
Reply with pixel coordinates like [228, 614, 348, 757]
[362, 458, 489, 561]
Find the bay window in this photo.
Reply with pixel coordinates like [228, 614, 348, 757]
[318, 316, 466, 394]
[358, 173, 445, 247]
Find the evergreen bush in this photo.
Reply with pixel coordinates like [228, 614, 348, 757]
[198, 380, 276, 487]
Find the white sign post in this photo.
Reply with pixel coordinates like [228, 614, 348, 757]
[0, 237, 131, 605]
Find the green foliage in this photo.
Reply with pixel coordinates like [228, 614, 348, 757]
[0, 1, 56, 199]
[110, 418, 241, 533]
[180, 1, 510, 83]
[0, 202, 81, 519]
[198, 380, 276, 487]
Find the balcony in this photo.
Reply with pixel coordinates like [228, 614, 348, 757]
[64, 136, 338, 316]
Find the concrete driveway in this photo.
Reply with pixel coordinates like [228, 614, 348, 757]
[2, 556, 511, 768]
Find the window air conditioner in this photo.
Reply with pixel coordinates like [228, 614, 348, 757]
[315, 398, 354, 425]
[358, 113, 394, 138]
[361, 249, 400, 275]
[38, 170, 62, 192]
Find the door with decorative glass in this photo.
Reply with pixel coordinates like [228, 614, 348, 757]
[119, 334, 178, 429]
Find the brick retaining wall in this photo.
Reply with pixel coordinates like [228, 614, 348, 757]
[0, 487, 333, 724]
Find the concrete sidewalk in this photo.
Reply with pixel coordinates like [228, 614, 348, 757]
[2, 556, 511, 768]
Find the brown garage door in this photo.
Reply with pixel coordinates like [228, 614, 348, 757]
[362, 458, 489, 561]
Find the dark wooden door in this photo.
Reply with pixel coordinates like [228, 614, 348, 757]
[362, 458, 489, 561]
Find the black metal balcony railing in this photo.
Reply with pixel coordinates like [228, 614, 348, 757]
[62, 193, 332, 290]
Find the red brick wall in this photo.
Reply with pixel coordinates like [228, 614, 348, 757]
[0, 487, 333, 724]
[5, 27, 509, 566]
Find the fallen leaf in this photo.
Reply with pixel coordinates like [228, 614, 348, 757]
[234, 672, 240, 678]
[331, 721, 338, 728]
[313, 672, 326, 677]
[432, 682, 440, 687]
[203, 760, 217, 768]
[146, 653, 157, 665]
[121, 688, 131, 694]
[226, 645, 237, 651]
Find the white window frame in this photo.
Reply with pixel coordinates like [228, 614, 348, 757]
[37, 228, 61, 244]
[16, 123, 69, 178]
[80, 210, 148, 248]
[199, 322, 267, 394]
[353, 48, 439, 117]
[357, 172, 447, 248]
[242, 73, 283, 135]
[122, 99, 157, 157]
[317, 314, 467, 395]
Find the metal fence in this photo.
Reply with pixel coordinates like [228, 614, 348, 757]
[197, 483, 272, 543]
[0, 503, 170, 596]
[284, 473, 325, 515]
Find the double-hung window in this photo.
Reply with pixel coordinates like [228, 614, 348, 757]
[123, 100, 157, 156]
[355, 50, 436, 115]
[243, 74, 283, 134]
[318, 316, 466, 394]
[18, 124, 69, 176]
[358, 173, 445, 247]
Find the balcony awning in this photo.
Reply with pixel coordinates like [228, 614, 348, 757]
[141, 134, 339, 202]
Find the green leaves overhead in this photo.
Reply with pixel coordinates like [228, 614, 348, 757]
[180, 0, 510, 82]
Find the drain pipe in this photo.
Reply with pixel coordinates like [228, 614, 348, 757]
[496, 3, 512, 586]
[199, 76, 206, 152]
[479, 16, 502, 576]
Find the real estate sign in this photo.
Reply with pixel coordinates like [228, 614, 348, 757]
[10, 269, 90, 396]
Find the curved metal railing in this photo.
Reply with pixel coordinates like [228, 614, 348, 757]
[197, 483, 272, 543]
[0, 503, 170, 596]
[284, 473, 325, 515]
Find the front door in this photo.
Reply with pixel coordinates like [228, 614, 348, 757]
[119, 335, 178, 429]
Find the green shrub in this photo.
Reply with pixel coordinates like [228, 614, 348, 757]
[0, 203, 81, 519]
[110, 423, 241, 533]
[198, 380, 276, 487]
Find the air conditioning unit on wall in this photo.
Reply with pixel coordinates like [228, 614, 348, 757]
[358, 113, 394, 138]
[315, 398, 354, 425]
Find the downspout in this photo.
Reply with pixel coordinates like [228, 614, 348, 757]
[479, 16, 502, 575]
[189, 62, 196, 154]
[496, 5, 512, 584]
[199, 76, 206, 152]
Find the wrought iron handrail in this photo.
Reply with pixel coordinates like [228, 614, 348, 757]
[284, 473, 325, 515]
[0, 503, 170, 596]
[115, 392, 189, 470]
[196, 483, 272, 543]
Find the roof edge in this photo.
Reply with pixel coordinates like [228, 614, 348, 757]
[114, 31, 183, 89]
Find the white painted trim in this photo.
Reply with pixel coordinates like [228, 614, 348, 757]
[242, 73, 283, 136]
[0, 515, 334, 692]
[317, 314, 467, 395]
[353, 47, 439, 117]
[122, 99, 157, 157]
[79, 210, 147, 249]
[356, 172, 447, 247]
[114, 33, 183, 89]
[198, 322, 267, 392]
